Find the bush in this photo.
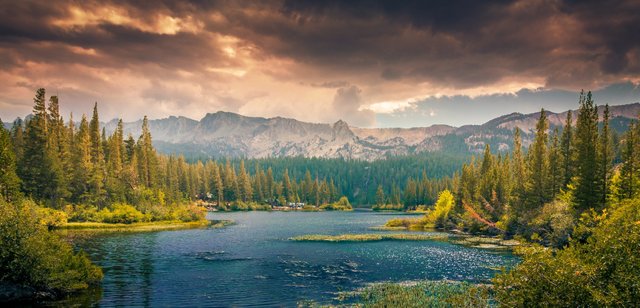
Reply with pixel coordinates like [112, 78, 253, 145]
[98, 203, 147, 224]
[0, 199, 103, 295]
[426, 190, 455, 229]
[372, 204, 404, 211]
[173, 204, 206, 222]
[527, 200, 575, 248]
[36, 207, 68, 229]
[494, 197, 640, 306]
[65, 204, 99, 222]
[320, 196, 352, 211]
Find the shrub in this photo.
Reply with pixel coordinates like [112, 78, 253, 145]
[494, 197, 640, 306]
[99, 203, 147, 224]
[65, 204, 99, 222]
[320, 196, 352, 211]
[173, 204, 206, 222]
[427, 190, 455, 229]
[36, 207, 68, 229]
[0, 199, 103, 295]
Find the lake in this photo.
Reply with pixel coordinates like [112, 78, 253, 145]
[60, 211, 519, 307]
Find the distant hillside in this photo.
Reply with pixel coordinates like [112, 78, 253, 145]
[102, 102, 639, 160]
[6, 103, 639, 160]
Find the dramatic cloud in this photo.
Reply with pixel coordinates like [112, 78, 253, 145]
[0, 0, 638, 127]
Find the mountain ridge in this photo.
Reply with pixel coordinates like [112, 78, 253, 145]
[103, 102, 640, 160]
[5, 103, 639, 160]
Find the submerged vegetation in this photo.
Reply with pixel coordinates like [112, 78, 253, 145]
[290, 233, 447, 242]
[338, 281, 491, 308]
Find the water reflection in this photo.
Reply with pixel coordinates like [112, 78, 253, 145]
[55, 212, 518, 306]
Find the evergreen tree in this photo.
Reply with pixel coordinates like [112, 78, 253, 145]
[574, 91, 600, 212]
[10, 118, 24, 163]
[597, 104, 613, 205]
[0, 119, 21, 201]
[19, 88, 57, 202]
[375, 184, 386, 206]
[548, 128, 563, 198]
[524, 109, 550, 210]
[618, 123, 637, 199]
[71, 115, 92, 203]
[511, 128, 526, 208]
[560, 110, 574, 186]
[89, 103, 106, 207]
[238, 160, 252, 201]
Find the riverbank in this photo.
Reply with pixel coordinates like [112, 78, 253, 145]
[55, 219, 232, 233]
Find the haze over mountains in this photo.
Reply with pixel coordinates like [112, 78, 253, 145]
[4, 103, 639, 160]
[98, 103, 639, 160]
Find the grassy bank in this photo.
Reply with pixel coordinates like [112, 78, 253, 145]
[289, 233, 448, 242]
[56, 219, 225, 233]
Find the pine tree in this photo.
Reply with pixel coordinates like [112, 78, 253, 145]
[10, 118, 24, 163]
[281, 169, 292, 202]
[71, 115, 93, 203]
[89, 103, 106, 207]
[19, 88, 56, 202]
[375, 184, 385, 206]
[511, 128, 526, 208]
[574, 91, 600, 212]
[548, 128, 563, 198]
[137, 116, 157, 188]
[560, 110, 574, 187]
[0, 119, 21, 201]
[238, 160, 252, 201]
[597, 104, 613, 206]
[524, 109, 550, 209]
[619, 123, 637, 199]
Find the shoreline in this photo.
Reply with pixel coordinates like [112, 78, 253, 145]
[55, 219, 234, 233]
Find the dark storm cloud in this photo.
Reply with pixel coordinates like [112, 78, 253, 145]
[1, 0, 638, 88]
[0, 0, 638, 126]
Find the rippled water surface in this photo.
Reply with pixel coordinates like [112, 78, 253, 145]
[65, 211, 519, 307]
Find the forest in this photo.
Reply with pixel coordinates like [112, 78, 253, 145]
[1, 88, 463, 212]
[2, 88, 640, 305]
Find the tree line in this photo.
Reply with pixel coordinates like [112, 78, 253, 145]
[448, 90, 639, 244]
[0, 88, 466, 209]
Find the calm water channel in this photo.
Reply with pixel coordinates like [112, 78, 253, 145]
[57, 211, 518, 307]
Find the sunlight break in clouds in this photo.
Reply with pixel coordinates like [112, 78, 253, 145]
[0, 0, 639, 127]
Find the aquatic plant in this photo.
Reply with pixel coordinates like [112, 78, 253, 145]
[289, 233, 448, 242]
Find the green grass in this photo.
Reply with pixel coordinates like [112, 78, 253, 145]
[368, 226, 408, 231]
[289, 233, 448, 242]
[450, 236, 521, 249]
[56, 219, 223, 233]
[335, 281, 492, 307]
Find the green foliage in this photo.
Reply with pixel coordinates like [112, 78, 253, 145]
[98, 203, 147, 224]
[0, 199, 102, 294]
[494, 197, 640, 306]
[0, 119, 21, 202]
[320, 196, 352, 211]
[36, 207, 68, 229]
[347, 281, 491, 308]
[372, 203, 404, 211]
[527, 200, 574, 248]
[427, 190, 455, 228]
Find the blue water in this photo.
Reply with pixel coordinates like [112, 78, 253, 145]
[64, 211, 518, 307]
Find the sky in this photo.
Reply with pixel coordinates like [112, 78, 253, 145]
[0, 0, 639, 128]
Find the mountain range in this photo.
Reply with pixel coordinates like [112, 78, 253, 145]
[4, 103, 639, 160]
[106, 103, 640, 160]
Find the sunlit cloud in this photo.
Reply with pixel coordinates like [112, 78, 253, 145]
[0, 0, 638, 127]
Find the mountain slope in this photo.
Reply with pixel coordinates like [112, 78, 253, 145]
[100, 102, 640, 160]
